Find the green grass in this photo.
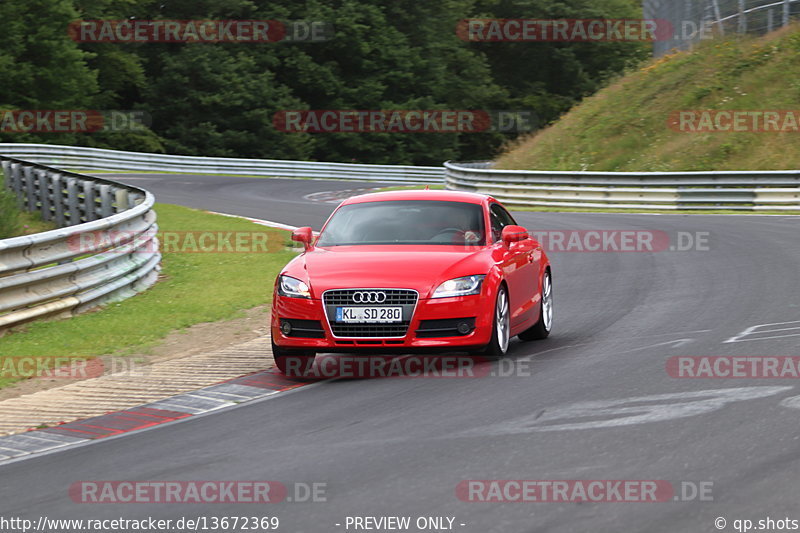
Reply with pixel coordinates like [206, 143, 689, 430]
[0, 192, 58, 239]
[496, 25, 800, 172]
[15, 211, 58, 235]
[0, 181, 20, 238]
[0, 203, 298, 389]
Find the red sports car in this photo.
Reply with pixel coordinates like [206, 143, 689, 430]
[271, 190, 553, 376]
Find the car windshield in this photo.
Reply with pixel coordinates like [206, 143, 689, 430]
[317, 200, 485, 246]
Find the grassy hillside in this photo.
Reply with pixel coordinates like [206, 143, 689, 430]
[496, 26, 800, 172]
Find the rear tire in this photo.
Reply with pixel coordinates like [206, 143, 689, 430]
[519, 270, 553, 341]
[272, 337, 316, 377]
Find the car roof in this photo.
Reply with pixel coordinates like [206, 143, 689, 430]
[341, 189, 491, 206]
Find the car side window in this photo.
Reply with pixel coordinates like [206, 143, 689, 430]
[490, 204, 517, 242]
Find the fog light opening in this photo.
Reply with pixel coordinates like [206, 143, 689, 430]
[457, 322, 471, 335]
[281, 321, 292, 336]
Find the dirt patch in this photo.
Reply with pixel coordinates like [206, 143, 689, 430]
[0, 305, 272, 402]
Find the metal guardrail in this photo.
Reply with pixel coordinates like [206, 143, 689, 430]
[0, 157, 161, 331]
[445, 161, 800, 211]
[0, 144, 443, 184]
[645, 0, 800, 57]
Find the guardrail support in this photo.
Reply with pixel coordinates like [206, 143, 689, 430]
[83, 180, 97, 222]
[52, 174, 66, 227]
[9, 163, 23, 208]
[39, 170, 52, 222]
[712, 0, 725, 34]
[115, 189, 129, 214]
[738, 0, 747, 33]
[99, 184, 113, 218]
[66, 178, 80, 226]
[23, 166, 35, 212]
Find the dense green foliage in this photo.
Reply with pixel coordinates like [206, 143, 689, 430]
[0, 0, 648, 164]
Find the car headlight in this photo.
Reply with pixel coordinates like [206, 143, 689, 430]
[278, 275, 311, 299]
[432, 275, 485, 298]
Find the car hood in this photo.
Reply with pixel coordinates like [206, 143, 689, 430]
[293, 245, 492, 299]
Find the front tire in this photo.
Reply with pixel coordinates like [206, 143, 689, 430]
[479, 285, 511, 359]
[272, 337, 316, 377]
[519, 270, 553, 341]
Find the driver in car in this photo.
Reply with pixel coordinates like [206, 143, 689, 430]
[424, 207, 482, 245]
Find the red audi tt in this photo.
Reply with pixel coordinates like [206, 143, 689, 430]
[270, 190, 553, 376]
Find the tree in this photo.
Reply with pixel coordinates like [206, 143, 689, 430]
[0, 0, 651, 163]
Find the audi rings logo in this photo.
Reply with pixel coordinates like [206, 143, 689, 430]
[352, 291, 387, 304]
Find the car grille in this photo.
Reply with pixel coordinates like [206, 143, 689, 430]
[323, 289, 418, 306]
[323, 289, 418, 338]
[329, 322, 412, 338]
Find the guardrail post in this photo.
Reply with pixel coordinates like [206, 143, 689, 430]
[738, 0, 747, 33]
[115, 189, 130, 213]
[51, 173, 66, 227]
[39, 170, 53, 222]
[99, 184, 113, 218]
[23, 166, 36, 212]
[711, 0, 724, 35]
[32, 168, 45, 215]
[785, 0, 791, 26]
[9, 163, 22, 208]
[65, 178, 81, 226]
[36, 169, 48, 216]
[82, 180, 97, 221]
[768, 8, 774, 32]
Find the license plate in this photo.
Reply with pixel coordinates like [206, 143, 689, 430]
[335, 307, 403, 323]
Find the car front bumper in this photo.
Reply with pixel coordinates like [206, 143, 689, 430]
[271, 292, 494, 353]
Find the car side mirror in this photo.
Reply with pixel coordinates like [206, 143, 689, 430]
[502, 225, 529, 247]
[292, 227, 314, 251]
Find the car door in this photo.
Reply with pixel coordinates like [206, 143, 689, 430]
[489, 203, 538, 328]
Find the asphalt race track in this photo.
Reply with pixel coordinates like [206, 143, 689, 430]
[105, 173, 397, 229]
[2, 173, 799, 533]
